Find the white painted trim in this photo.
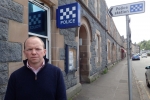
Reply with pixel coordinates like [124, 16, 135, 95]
[47, 5, 51, 63]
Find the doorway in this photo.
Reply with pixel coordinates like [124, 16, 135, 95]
[79, 25, 90, 83]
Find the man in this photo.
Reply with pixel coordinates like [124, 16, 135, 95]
[4, 36, 67, 100]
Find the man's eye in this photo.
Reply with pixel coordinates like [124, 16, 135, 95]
[36, 48, 41, 51]
[27, 49, 32, 51]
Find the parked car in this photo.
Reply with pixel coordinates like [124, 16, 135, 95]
[141, 53, 147, 58]
[136, 53, 140, 56]
[132, 54, 140, 60]
[145, 66, 150, 88]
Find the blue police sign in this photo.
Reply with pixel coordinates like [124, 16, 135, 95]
[29, 11, 45, 33]
[56, 2, 81, 29]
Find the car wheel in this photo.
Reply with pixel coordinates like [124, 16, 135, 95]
[145, 75, 150, 88]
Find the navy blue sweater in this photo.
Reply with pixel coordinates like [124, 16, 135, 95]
[4, 58, 67, 100]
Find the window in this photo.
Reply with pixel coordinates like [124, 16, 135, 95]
[95, 35, 100, 63]
[95, 30, 101, 66]
[108, 41, 111, 60]
[113, 45, 116, 61]
[95, 0, 97, 16]
[110, 20, 113, 36]
[107, 15, 111, 34]
[95, 0, 100, 19]
[28, 0, 51, 61]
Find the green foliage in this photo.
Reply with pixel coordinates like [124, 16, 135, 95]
[102, 69, 108, 74]
[138, 40, 150, 50]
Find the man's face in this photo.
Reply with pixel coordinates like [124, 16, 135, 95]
[24, 37, 46, 65]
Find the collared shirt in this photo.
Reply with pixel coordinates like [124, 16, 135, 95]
[27, 61, 45, 75]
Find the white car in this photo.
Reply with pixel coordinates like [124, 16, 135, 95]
[141, 53, 147, 58]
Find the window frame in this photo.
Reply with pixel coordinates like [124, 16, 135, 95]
[107, 40, 111, 60]
[95, 0, 100, 19]
[95, 30, 101, 66]
[28, 0, 51, 62]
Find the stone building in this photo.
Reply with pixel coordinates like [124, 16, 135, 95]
[132, 43, 140, 55]
[0, 0, 126, 99]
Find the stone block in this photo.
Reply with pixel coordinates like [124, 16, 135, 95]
[8, 62, 23, 76]
[66, 81, 71, 89]
[68, 28, 76, 32]
[51, 61, 59, 67]
[8, 10, 23, 23]
[0, 7, 10, 22]
[0, 41, 22, 62]
[58, 60, 65, 71]
[0, 22, 8, 41]
[65, 40, 77, 49]
[59, 48, 65, 60]
[0, 5, 23, 23]
[0, 17, 8, 24]
[0, 0, 10, 9]
[71, 78, 77, 86]
[68, 32, 75, 40]
[0, 72, 8, 85]
[23, 6, 28, 24]
[62, 71, 66, 77]
[0, 63, 8, 71]
[11, 1, 23, 14]
[0, 85, 6, 95]
[67, 73, 74, 81]
[51, 32, 64, 48]
[51, 48, 59, 60]
[8, 20, 28, 43]
[13, 0, 28, 7]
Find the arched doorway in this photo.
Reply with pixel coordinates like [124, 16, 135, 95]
[78, 25, 90, 83]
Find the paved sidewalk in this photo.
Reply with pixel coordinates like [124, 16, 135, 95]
[72, 59, 141, 100]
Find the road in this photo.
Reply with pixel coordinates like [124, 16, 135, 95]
[132, 56, 150, 100]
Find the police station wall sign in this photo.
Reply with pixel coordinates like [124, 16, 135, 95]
[56, 2, 81, 29]
[29, 11, 45, 33]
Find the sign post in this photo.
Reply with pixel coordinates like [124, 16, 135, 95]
[108, 1, 145, 100]
[126, 15, 132, 100]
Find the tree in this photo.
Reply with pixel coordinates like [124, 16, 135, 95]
[138, 40, 150, 50]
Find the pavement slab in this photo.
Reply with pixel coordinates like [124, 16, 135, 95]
[72, 59, 141, 100]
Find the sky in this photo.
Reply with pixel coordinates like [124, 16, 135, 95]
[105, 0, 150, 44]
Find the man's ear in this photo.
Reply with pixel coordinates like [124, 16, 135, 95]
[44, 49, 46, 55]
[23, 50, 27, 58]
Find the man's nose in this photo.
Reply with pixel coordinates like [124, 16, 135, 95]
[31, 49, 36, 54]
